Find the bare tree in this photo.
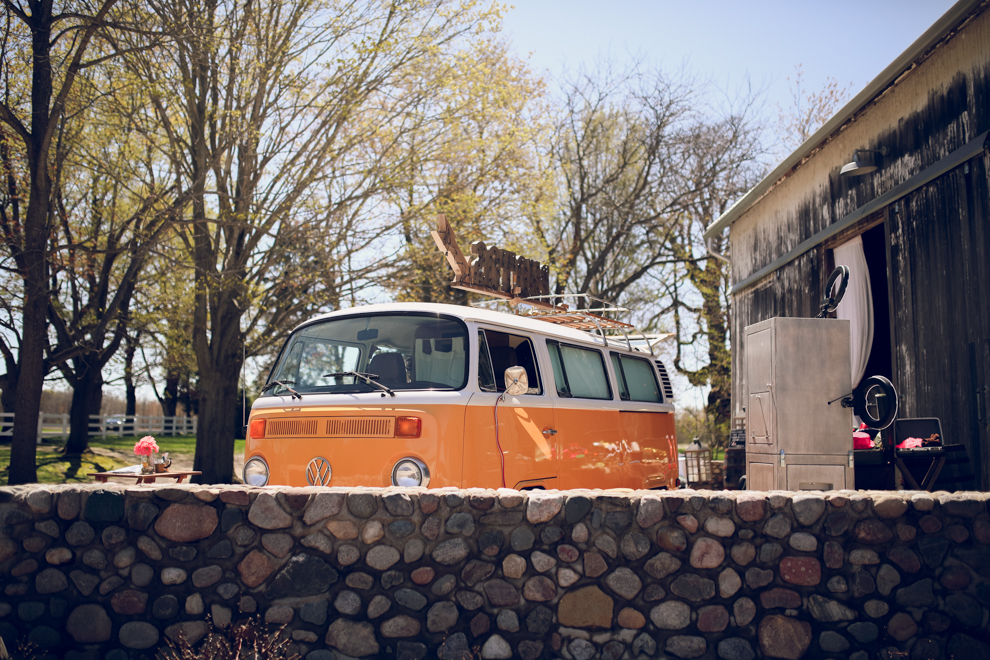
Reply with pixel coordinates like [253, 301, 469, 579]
[0, 0, 157, 482]
[124, 0, 506, 482]
[538, 62, 765, 445]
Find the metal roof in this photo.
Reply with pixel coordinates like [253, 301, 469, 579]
[702, 0, 986, 241]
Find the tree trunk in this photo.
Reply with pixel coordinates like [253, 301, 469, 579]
[65, 355, 105, 454]
[124, 335, 138, 417]
[9, 133, 53, 485]
[161, 370, 180, 417]
[193, 339, 242, 483]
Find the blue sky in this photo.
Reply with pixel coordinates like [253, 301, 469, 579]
[502, 0, 957, 146]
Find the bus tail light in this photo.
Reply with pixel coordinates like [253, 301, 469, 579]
[249, 418, 266, 439]
[395, 417, 421, 438]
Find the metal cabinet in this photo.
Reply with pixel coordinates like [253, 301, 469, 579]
[744, 317, 855, 491]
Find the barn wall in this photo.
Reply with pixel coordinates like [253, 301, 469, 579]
[728, 5, 990, 488]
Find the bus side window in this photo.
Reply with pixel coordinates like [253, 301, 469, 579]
[480, 330, 543, 394]
[547, 341, 612, 400]
[612, 353, 661, 403]
[478, 331, 497, 392]
[611, 354, 630, 400]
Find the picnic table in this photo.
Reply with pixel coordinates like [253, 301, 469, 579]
[88, 470, 202, 485]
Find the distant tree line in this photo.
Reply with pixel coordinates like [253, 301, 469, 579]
[0, 0, 844, 483]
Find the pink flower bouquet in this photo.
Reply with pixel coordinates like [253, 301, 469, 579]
[134, 436, 160, 457]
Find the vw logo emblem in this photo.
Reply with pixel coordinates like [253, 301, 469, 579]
[306, 457, 332, 486]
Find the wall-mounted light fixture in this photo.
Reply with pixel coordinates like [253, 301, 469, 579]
[840, 148, 886, 177]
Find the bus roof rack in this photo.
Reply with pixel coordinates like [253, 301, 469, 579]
[471, 293, 670, 356]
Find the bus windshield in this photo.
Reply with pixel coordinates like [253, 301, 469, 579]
[264, 313, 469, 396]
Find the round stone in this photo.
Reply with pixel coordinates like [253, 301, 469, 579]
[791, 494, 826, 525]
[346, 492, 379, 519]
[427, 602, 459, 632]
[717, 638, 755, 660]
[334, 591, 361, 615]
[731, 542, 755, 566]
[111, 590, 148, 615]
[45, 547, 72, 565]
[657, 527, 688, 552]
[27, 625, 61, 649]
[818, 631, 849, 653]
[697, 605, 729, 633]
[758, 615, 812, 660]
[617, 607, 645, 629]
[154, 504, 218, 542]
[605, 567, 642, 599]
[161, 567, 187, 585]
[704, 516, 735, 537]
[763, 515, 791, 538]
[788, 532, 817, 552]
[569, 639, 596, 660]
[558, 586, 614, 628]
[719, 568, 741, 598]
[530, 551, 557, 573]
[362, 520, 384, 544]
[864, 599, 889, 618]
[677, 514, 699, 533]
[510, 526, 535, 551]
[395, 588, 427, 611]
[432, 538, 470, 565]
[690, 537, 725, 569]
[65, 521, 95, 546]
[337, 544, 359, 566]
[502, 554, 526, 579]
[119, 621, 159, 649]
[671, 574, 716, 601]
[496, 610, 519, 632]
[403, 538, 425, 563]
[326, 619, 379, 656]
[733, 598, 756, 626]
[585, 551, 608, 578]
[35, 568, 67, 594]
[66, 604, 112, 643]
[367, 595, 391, 619]
[381, 614, 421, 637]
[847, 622, 879, 643]
[666, 635, 706, 658]
[557, 567, 580, 587]
[523, 576, 555, 601]
[366, 545, 400, 571]
[483, 579, 520, 607]
[881, 611, 917, 642]
[650, 601, 691, 630]
[481, 634, 512, 659]
[779, 557, 821, 586]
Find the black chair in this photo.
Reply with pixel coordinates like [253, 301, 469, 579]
[368, 353, 407, 386]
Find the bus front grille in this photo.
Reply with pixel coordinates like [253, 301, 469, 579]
[325, 417, 394, 438]
[267, 419, 319, 437]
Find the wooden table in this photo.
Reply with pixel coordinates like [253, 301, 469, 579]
[89, 471, 202, 484]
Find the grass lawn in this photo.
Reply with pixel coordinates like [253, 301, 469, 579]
[0, 435, 246, 486]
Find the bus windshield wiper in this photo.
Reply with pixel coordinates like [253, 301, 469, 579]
[262, 379, 302, 400]
[324, 371, 395, 397]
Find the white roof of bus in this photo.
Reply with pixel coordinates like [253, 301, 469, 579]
[297, 302, 648, 353]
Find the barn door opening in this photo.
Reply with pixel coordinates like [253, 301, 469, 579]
[824, 218, 893, 389]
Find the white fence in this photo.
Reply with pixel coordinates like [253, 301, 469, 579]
[0, 412, 196, 442]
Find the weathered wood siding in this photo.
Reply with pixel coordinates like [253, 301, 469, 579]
[729, 6, 990, 488]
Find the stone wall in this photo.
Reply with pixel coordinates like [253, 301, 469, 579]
[1, 485, 989, 660]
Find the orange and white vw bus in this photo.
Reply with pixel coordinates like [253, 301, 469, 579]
[243, 302, 678, 490]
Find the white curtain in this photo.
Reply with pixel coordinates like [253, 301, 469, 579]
[834, 235, 874, 389]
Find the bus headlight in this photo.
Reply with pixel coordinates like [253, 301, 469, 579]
[391, 458, 430, 487]
[244, 457, 270, 486]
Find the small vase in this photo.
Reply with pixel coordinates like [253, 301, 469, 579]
[141, 455, 155, 474]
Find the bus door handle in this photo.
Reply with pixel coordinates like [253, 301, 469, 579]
[542, 429, 557, 436]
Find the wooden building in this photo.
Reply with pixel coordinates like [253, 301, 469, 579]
[704, 0, 990, 490]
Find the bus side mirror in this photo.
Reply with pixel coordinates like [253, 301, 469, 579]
[504, 366, 529, 396]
